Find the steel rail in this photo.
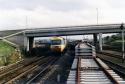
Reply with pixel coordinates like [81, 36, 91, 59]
[94, 58, 120, 84]
[76, 57, 80, 84]
[1, 57, 44, 84]
[26, 57, 58, 84]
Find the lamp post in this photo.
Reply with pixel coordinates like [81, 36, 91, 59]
[120, 23, 125, 63]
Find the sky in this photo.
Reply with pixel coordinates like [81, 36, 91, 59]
[0, 0, 125, 30]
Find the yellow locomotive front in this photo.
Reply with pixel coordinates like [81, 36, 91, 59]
[50, 37, 66, 53]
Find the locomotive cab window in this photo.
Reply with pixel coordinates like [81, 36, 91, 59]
[61, 40, 65, 44]
[51, 40, 61, 45]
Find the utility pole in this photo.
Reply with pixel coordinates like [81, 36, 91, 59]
[25, 16, 28, 29]
[120, 23, 125, 63]
[96, 8, 98, 24]
[96, 8, 103, 51]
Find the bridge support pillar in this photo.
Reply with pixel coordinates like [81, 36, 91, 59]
[29, 37, 34, 51]
[24, 36, 29, 51]
[99, 33, 103, 52]
[24, 37, 34, 51]
[93, 33, 98, 48]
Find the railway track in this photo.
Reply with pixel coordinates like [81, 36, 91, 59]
[0, 57, 37, 75]
[67, 43, 125, 84]
[97, 54, 125, 75]
[0, 56, 46, 83]
[78, 57, 124, 84]
[98, 51, 122, 59]
[25, 57, 58, 84]
[5, 56, 58, 84]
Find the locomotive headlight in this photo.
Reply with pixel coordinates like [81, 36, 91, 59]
[51, 46, 60, 48]
[55, 46, 61, 49]
[58, 46, 61, 48]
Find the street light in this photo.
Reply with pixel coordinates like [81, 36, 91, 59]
[120, 23, 125, 63]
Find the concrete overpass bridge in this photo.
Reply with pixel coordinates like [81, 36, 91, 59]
[0, 23, 124, 51]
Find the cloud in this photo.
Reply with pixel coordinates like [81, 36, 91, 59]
[0, 0, 84, 11]
[0, 0, 125, 30]
[108, 0, 125, 8]
[0, 7, 100, 30]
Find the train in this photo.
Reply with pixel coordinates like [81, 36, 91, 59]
[50, 37, 67, 54]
